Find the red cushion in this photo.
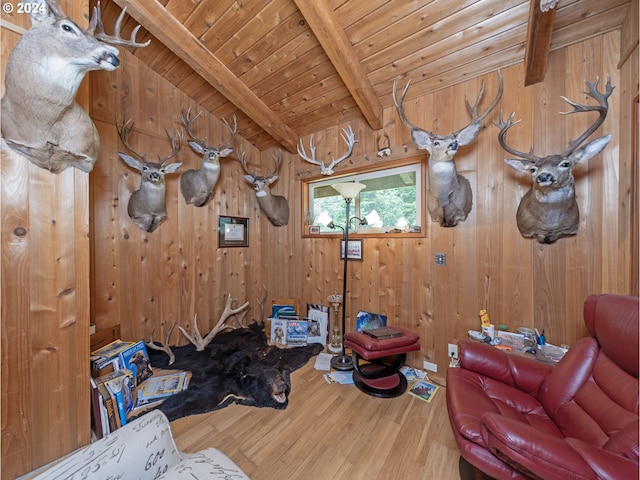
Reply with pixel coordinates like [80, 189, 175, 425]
[344, 327, 419, 351]
[344, 327, 420, 360]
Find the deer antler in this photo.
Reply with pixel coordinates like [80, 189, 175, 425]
[493, 111, 541, 162]
[158, 129, 182, 165]
[394, 72, 503, 138]
[329, 126, 358, 173]
[297, 125, 357, 175]
[180, 106, 207, 149]
[43, 0, 65, 19]
[145, 320, 177, 365]
[180, 106, 237, 152]
[257, 286, 268, 323]
[237, 149, 256, 177]
[297, 135, 320, 167]
[392, 79, 430, 135]
[560, 76, 613, 156]
[494, 76, 613, 162]
[178, 294, 250, 351]
[461, 71, 504, 130]
[267, 150, 283, 179]
[116, 116, 146, 161]
[220, 115, 238, 150]
[89, 2, 151, 48]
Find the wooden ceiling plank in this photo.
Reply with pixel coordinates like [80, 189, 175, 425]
[524, 0, 557, 86]
[237, 31, 320, 91]
[551, 4, 631, 52]
[227, 11, 308, 79]
[293, 0, 383, 131]
[113, 0, 299, 153]
[361, 0, 525, 73]
[353, 0, 481, 61]
[365, 2, 529, 88]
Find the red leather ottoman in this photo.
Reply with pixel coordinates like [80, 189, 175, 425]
[344, 327, 420, 398]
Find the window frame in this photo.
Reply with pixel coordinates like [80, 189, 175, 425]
[302, 157, 426, 239]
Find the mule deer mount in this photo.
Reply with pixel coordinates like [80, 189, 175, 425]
[239, 150, 290, 227]
[116, 117, 182, 233]
[494, 76, 613, 244]
[393, 72, 503, 227]
[1, 0, 149, 174]
[179, 106, 237, 207]
[297, 125, 358, 175]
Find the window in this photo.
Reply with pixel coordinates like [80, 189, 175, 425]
[305, 162, 423, 236]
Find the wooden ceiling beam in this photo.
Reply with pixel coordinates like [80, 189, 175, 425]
[524, 0, 557, 86]
[293, 0, 383, 131]
[113, 0, 300, 153]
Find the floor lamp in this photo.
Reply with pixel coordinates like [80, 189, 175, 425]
[330, 182, 366, 371]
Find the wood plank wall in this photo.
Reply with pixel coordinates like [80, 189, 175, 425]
[89, 52, 267, 345]
[1, 2, 91, 478]
[291, 31, 632, 372]
[88, 31, 633, 378]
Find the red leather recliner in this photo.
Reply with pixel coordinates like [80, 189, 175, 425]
[446, 294, 639, 480]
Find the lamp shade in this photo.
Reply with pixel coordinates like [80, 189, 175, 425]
[332, 182, 366, 200]
[364, 209, 382, 227]
[316, 211, 333, 228]
[396, 217, 409, 230]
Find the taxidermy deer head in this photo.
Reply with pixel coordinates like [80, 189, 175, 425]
[393, 72, 503, 227]
[240, 150, 290, 226]
[116, 117, 182, 233]
[179, 106, 237, 207]
[1, 0, 149, 174]
[297, 125, 358, 175]
[494, 77, 613, 244]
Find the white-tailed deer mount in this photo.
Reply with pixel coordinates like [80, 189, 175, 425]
[179, 106, 237, 207]
[1, 0, 149, 174]
[240, 150, 290, 227]
[297, 125, 358, 175]
[495, 77, 613, 244]
[393, 72, 503, 227]
[116, 117, 182, 233]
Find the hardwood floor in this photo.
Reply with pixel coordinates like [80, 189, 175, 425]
[171, 362, 463, 479]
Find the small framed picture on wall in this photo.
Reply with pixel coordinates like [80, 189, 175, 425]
[340, 239, 363, 261]
[218, 216, 249, 248]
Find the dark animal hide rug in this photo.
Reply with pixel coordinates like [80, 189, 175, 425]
[146, 323, 323, 421]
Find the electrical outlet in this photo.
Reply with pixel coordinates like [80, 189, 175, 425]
[448, 343, 459, 359]
[423, 360, 438, 373]
[435, 253, 446, 266]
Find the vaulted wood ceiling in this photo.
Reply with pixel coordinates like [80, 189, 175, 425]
[105, 0, 629, 153]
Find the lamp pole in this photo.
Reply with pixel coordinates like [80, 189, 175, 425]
[329, 182, 365, 371]
[331, 195, 354, 371]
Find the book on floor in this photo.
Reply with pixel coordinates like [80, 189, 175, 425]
[117, 341, 153, 386]
[136, 371, 190, 406]
[407, 379, 439, 403]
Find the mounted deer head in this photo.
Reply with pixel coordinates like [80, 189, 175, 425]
[179, 106, 237, 207]
[116, 117, 182, 233]
[1, 0, 149, 173]
[240, 150, 290, 227]
[297, 125, 358, 175]
[494, 77, 613, 244]
[393, 72, 503, 227]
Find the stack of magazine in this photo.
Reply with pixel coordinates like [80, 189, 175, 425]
[90, 339, 190, 439]
[268, 303, 329, 347]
